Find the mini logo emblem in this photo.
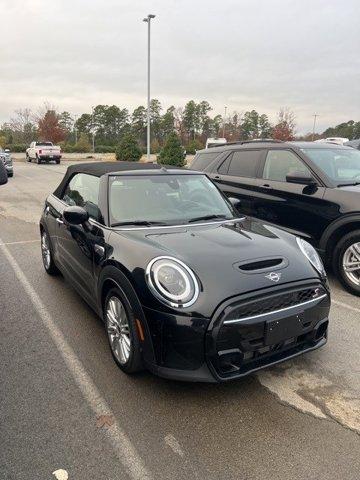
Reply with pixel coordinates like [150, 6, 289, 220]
[265, 272, 281, 283]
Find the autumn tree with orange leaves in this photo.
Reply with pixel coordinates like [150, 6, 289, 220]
[37, 110, 66, 143]
[272, 107, 296, 141]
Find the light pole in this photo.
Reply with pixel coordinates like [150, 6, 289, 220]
[92, 106, 95, 153]
[223, 106, 227, 138]
[143, 14, 156, 162]
[312, 114, 319, 141]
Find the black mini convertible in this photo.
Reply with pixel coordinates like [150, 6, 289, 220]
[40, 162, 330, 382]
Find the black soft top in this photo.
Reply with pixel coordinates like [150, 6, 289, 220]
[53, 161, 187, 197]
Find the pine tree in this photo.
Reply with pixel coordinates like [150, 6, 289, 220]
[158, 132, 185, 167]
[115, 132, 142, 161]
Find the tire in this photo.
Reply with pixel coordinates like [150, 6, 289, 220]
[104, 287, 143, 374]
[333, 230, 360, 296]
[41, 229, 59, 275]
[56, 159, 60, 164]
[36, 155, 41, 164]
[8, 173, 13, 178]
[26, 153, 31, 162]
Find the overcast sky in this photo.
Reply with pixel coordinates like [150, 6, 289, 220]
[2, 0, 359, 134]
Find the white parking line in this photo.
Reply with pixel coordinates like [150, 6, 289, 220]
[0, 239, 152, 480]
[0, 239, 39, 246]
[14, 172, 33, 180]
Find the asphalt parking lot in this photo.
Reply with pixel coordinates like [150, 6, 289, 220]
[1, 161, 359, 480]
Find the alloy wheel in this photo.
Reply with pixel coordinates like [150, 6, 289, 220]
[343, 242, 360, 287]
[41, 232, 51, 270]
[106, 296, 132, 365]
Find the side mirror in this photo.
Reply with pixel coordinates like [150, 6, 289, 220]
[286, 171, 317, 185]
[228, 197, 241, 209]
[63, 206, 89, 225]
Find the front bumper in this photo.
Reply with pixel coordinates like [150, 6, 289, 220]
[143, 280, 330, 382]
[5, 164, 13, 174]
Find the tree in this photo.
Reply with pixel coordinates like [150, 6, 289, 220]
[74, 133, 92, 153]
[9, 108, 37, 143]
[75, 113, 92, 134]
[183, 100, 200, 141]
[0, 135, 7, 148]
[59, 111, 74, 133]
[131, 106, 147, 146]
[241, 110, 272, 140]
[185, 139, 203, 154]
[272, 107, 296, 141]
[160, 106, 176, 142]
[38, 110, 66, 143]
[92, 105, 129, 145]
[150, 99, 162, 143]
[322, 120, 360, 140]
[158, 132, 185, 167]
[115, 132, 142, 161]
[226, 111, 242, 141]
[258, 114, 272, 138]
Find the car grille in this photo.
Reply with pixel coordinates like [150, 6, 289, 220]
[208, 283, 330, 378]
[223, 285, 327, 323]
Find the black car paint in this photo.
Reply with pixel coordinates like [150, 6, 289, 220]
[193, 142, 360, 260]
[41, 166, 330, 382]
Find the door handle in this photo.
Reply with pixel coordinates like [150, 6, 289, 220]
[214, 175, 220, 180]
[262, 183, 272, 188]
[56, 217, 64, 225]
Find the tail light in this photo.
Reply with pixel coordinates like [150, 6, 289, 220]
[39, 149, 42, 154]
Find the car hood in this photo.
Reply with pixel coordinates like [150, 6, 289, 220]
[111, 218, 322, 316]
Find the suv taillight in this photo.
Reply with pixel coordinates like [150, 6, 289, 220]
[39, 149, 42, 154]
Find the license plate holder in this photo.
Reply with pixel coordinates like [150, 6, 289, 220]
[266, 314, 304, 345]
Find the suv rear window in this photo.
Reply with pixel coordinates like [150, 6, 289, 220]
[191, 152, 220, 171]
[227, 150, 261, 178]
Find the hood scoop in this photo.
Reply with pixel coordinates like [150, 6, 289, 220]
[235, 257, 288, 274]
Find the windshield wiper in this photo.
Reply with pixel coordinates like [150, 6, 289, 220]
[337, 182, 360, 187]
[111, 220, 167, 227]
[188, 214, 232, 223]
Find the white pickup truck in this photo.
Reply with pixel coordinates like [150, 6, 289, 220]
[26, 141, 62, 164]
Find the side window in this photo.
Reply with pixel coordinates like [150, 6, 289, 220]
[62, 173, 101, 221]
[218, 155, 231, 174]
[191, 152, 220, 171]
[263, 150, 311, 182]
[227, 150, 261, 178]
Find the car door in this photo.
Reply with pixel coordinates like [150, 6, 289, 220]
[209, 149, 265, 216]
[252, 149, 328, 243]
[56, 173, 102, 299]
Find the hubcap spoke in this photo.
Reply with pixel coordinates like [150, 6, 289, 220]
[41, 233, 51, 269]
[343, 242, 360, 286]
[106, 296, 132, 365]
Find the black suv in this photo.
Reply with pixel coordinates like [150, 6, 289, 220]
[190, 140, 360, 296]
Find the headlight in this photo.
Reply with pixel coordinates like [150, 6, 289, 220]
[146, 256, 200, 308]
[296, 237, 326, 276]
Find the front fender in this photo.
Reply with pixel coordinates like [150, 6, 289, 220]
[97, 264, 156, 366]
[319, 213, 360, 251]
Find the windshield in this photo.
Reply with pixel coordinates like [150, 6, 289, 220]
[302, 148, 360, 185]
[109, 174, 234, 227]
[36, 142, 53, 146]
